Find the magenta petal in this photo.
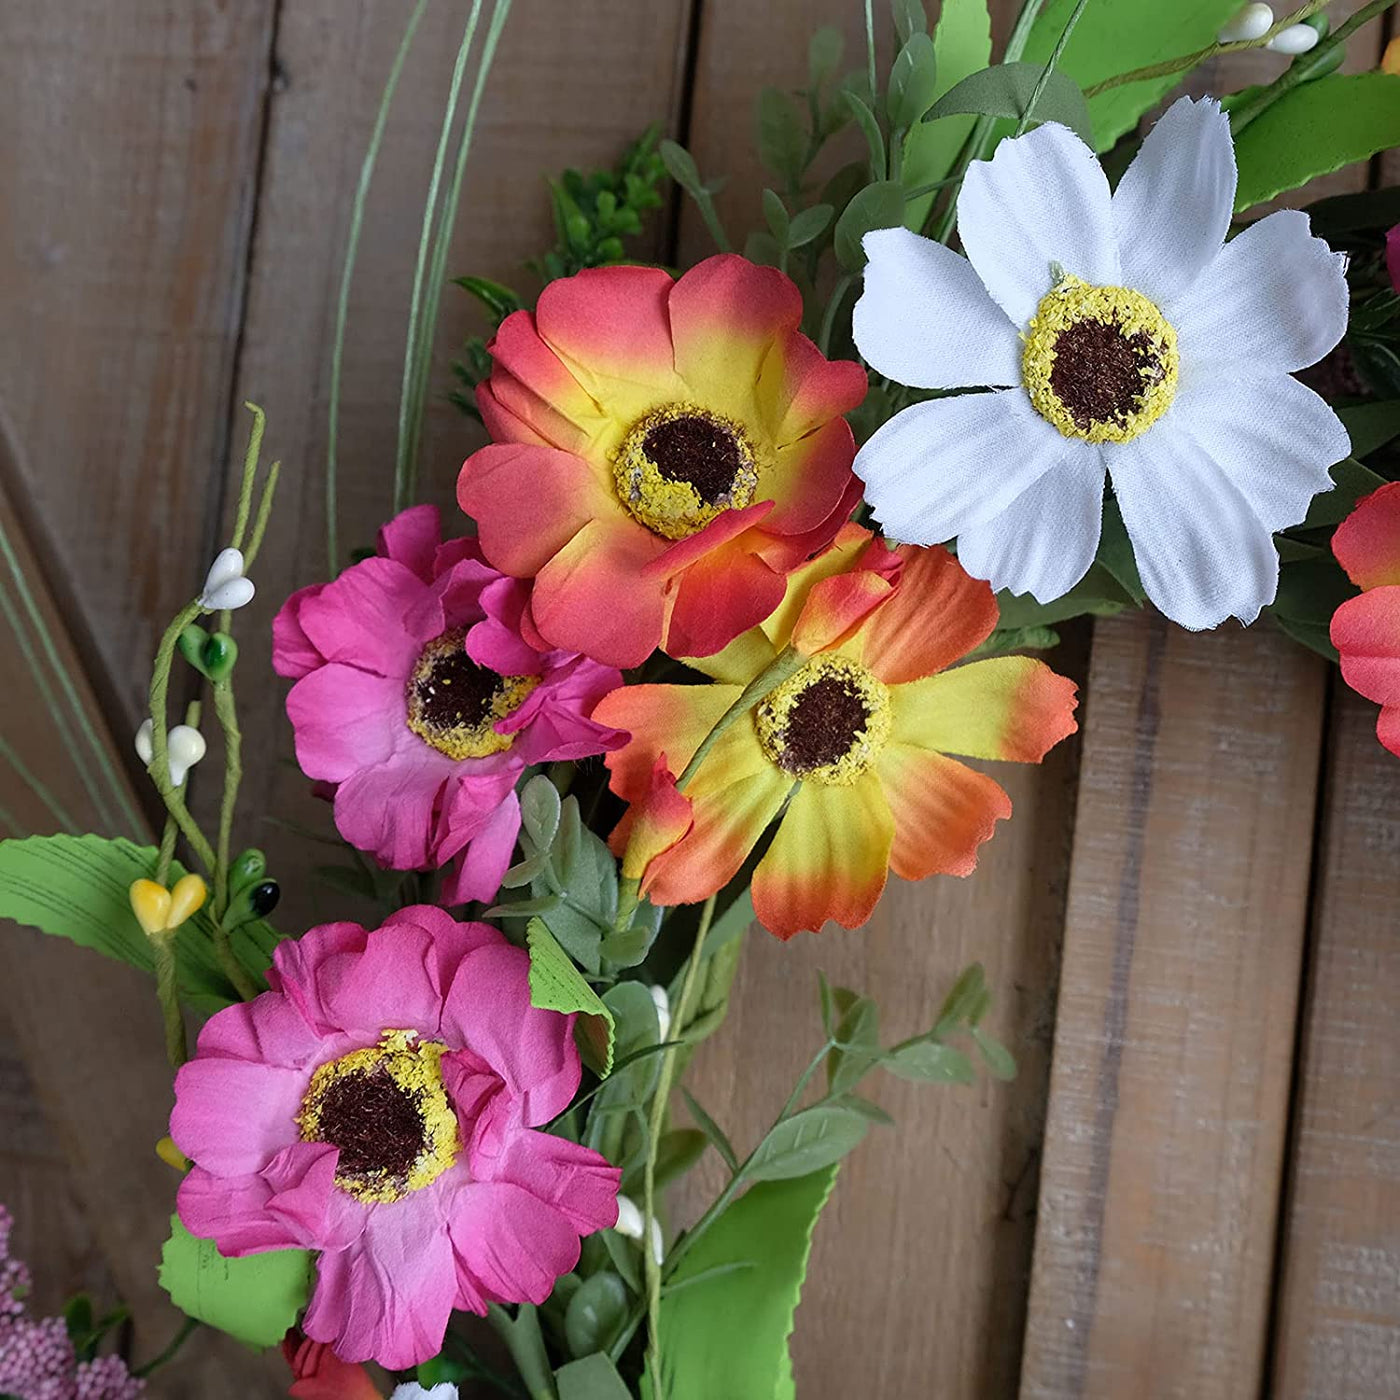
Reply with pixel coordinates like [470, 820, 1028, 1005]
[303, 1194, 458, 1369]
[409, 558, 498, 640]
[441, 1046, 510, 1167]
[298, 557, 430, 676]
[177, 1167, 290, 1255]
[441, 790, 521, 904]
[491, 1129, 620, 1234]
[266, 1142, 366, 1251]
[447, 1181, 580, 1310]
[312, 915, 447, 1041]
[466, 577, 544, 675]
[287, 667, 404, 783]
[170, 1057, 307, 1175]
[332, 740, 453, 869]
[273, 584, 328, 679]
[376, 505, 443, 582]
[269, 922, 369, 1029]
[192, 989, 327, 1070]
[382, 906, 502, 990]
[441, 945, 580, 1126]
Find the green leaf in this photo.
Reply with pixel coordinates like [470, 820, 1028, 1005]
[1338, 401, 1400, 463]
[556, 1353, 633, 1400]
[934, 961, 988, 1030]
[826, 989, 880, 1095]
[654, 1127, 709, 1190]
[564, 1271, 629, 1357]
[786, 203, 833, 249]
[888, 32, 940, 131]
[838, 1093, 896, 1126]
[658, 140, 704, 196]
[756, 87, 807, 190]
[1098, 496, 1145, 603]
[744, 1104, 869, 1182]
[891, 0, 927, 42]
[971, 1026, 1017, 1080]
[682, 1087, 738, 1172]
[651, 1167, 839, 1400]
[883, 1040, 976, 1084]
[453, 274, 522, 325]
[762, 189, 790, 244]
[834, 181, 905, 270]
[844, 90, 887, 180]
[491, 1304, 558, 1400]
[1235, 74, 1400, 212]
[1019, 0, 1241, 151]
[1272, 555, 1357, 627]
[1302, 457, 1387, 531]
[901, 0, 992, 226]
[808, 27, 844, 91]
[520, 774, 562, 852]
[924, 62, 1093, 147]
[526, 918, 615, 1075]
[0, 834, 277, 1011]
[158, 1216, 310, 1349]
[1270, 609, 1338, 662]
[994, 562, 1134, 628]
[1307, 185, 1400, 240]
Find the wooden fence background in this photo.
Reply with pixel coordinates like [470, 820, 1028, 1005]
[0, 1, 1396, 1396]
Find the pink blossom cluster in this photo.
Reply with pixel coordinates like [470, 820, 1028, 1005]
[0, 1206, 143, 1400]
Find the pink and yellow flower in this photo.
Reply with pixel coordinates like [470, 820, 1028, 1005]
[457, 255, 867, 668]
[1331, 481, 1400, 755]
[273, 506, 625, 901]
[593, 531, 1079, 939]
[171, 908, 620, 1369]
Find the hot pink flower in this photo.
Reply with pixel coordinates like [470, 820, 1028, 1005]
[170, 908, 620, 1370]
[273, 507, 625, 902]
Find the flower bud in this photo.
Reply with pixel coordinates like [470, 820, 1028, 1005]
[200, 546, 255, 612]
[650, 983, 671, 1042]
[1268, 22, 1320, 53]
[1218, 2, 1273, 42]
[613, 1194, 645, 1240]
[134, 718, 154, 765]
[166, 724, 207, 787]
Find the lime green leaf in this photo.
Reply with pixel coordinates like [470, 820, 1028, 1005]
[1235, 73, 1400, 212]
[526, 918, 615, 1075]
[1302, 457, 1387, 530]
[0, 834, 277, 1010]
[924, 62, 1093, 147]
[556, 1353, 632, 1400]
[650, 1167, 838, 1400]
[1020, 0, 1241, 151]
[743, 1105, 869, 1182]
[158, 1216, 310, 1348]
[902, 0, 992, 227]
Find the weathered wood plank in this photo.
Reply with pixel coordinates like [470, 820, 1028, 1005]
[1019, 616, 1326, 1400]
[675, 3, 1079, 1395]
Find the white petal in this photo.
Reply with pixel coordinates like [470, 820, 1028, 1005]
[1172, 372, 1350, 532]
[957, 443, 1106, 601]
[1109, 422, 1279, 629]
[854, 227, 1020, 389]
[1113, 97, 1236, 309]
[854, 390, 1065, 545]
[1173, 210, 1349, 378]
[956, 122, 1120, 328]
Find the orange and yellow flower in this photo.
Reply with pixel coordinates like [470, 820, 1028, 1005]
[457, 255, 866, 669]
[593, 529, 1080, 939]
[1331, 481, 1400, 756]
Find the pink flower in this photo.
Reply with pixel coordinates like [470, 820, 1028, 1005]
[1387, 224, 1400, 296]
[273, 507, 625, 902]
[169, 908, 620, 1370]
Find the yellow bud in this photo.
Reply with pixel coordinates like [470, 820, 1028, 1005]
[155, 1135, 191, 1173]
[129, 879, 173, 938]
[166, 873, 208, 930]
[1384, 36, 1400, 77]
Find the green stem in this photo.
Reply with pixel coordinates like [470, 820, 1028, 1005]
[228, 404, 265, 552]
[155, 814, 178, 886]
[328, 0, 429, 574]
[211, 680, 240, 920]
[863, 0, 877, 105]
[643, 892, 717, 1386]
[1228, 0, 1396, 134]
[243, 461, 281, 570]
[1084, 0, 1331, 97]
[134, 1316, 200, 1379]
[151, 932, 187, 1067]
[818, 274, 854, 356]
[395, 2, 485, 514]
[1015, 0, 1090, 136]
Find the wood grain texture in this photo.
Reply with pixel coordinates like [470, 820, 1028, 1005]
[675, 4, 1079, 1395]
[1019, 615, 1327, 1400]
[1269, 690, 1400, 1400]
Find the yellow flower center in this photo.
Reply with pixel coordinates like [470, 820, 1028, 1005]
[612, 403, 765, 540]
[298, 1030, 460, 1203]
[406, 629, 538, 760]
[1021, 276, 1178, 444]
[755, 655, 892, 786]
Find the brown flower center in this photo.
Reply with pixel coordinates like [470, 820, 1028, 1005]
[406, 629, 538, 760]
[644, 414, 745, 505]
[755, 655, 892, 786]
[314, 1066, 426, 1183]
[1048, 319, 1168, 432]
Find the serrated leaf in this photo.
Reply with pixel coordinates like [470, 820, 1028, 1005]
[0, 834, 277, 1011]
[834, 180, 905, 269]
[744, 1105, 869, 1182]
[883, 1041, 975, 1084]
[159, 1216, 310, 1348]
[888, 32, 940, 131]
[650, 1167, 839, 1400]
[787, 203, 833, 248]
[1235, 74, 1400, 212]
[757, 87, 807, 189]
[924, 62, 1092, 146]
[681, 1086, 738, 1172]
[526, 918, 615, 1075]
[556, 1352, 632, 1400]
[1302, 457, 1387, 531]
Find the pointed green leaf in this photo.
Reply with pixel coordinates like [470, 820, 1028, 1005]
[744, 1105, 869, 1182]
[888, 32, 940, 130]
[834, 181, 905, 269]
[884, 1040, 976, 1084]
[1302, 457, 1387, 531]
[924, 62, 1092, 146]
[681, 1087, 738, 1172]
[526, 918, 614, 1075]
[556, 1353, 633, 1400]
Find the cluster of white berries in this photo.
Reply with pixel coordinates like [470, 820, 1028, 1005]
[1218, 3, 1322, 54]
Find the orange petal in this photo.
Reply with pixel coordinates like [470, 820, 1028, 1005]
[1333, 481, 1400, 590]
[609, 755, 694, 880]
[751, 774, 893, 939]
[662, 534, 788, 661]
[792, 569, 897, 657]
[890, 657, 1079, 761]
[853, 544, 999, 683]
[877, 744, 1012, 880]
[1332, 585, 1400, 707]
[596, 683, 743, 804]
[756, 323, 868, 445]
[763, 417, 860, 536]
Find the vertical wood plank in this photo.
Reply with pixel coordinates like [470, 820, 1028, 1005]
[675, 4, 1078, 1395]
[1019, 617, 1326, 1400]
[1271, 686, 1400, 1399]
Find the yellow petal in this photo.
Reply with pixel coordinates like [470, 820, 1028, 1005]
[129, 879, 172, 938]
[166, 873, 208, 929]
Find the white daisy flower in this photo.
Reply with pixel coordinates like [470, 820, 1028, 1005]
[851, 96, 1351, 631]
